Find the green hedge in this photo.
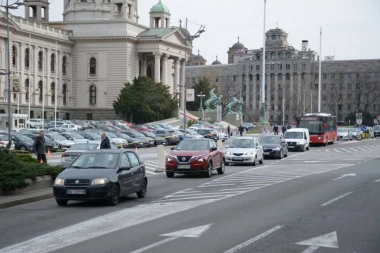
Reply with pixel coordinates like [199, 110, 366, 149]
[0, 150, 64, 191]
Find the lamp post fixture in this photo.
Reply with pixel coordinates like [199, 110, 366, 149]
[197, 91, 205, 120]
[0, 0, 24, 148]
[182, 18, 205, 134]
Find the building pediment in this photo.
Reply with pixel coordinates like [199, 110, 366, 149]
[137, 28, 190, 48]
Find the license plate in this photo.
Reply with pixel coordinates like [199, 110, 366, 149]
[288, 146, 295, 148]
[232, 157, 244, 161]
[54, 146, 58, 149]
[264, 152, 270, 155]
[66, 189, 86, 195]
[177, 165, 190, 169]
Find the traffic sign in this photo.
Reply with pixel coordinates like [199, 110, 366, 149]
[361, 126, 366, 131]
[356, 119, 362, 125]
[236, 114, 239, 120]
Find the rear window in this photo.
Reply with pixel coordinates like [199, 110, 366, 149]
[374, 126, 380, 131]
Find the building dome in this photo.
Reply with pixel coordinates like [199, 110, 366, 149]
[150, 0, 170, 14]
[179, 27, 190, 38]
[193, 50, 205, 61]
[212, 56, 221, 65]
[231, 37, 246, 50]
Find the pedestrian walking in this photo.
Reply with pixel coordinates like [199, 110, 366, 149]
[282, 125, 287, 135]
[238, 124, 244, 137]
[33, 130, 47, 164]
[100, 132, 111, 149]
[273, 125, 279, 135]
[227, 125, 231, 137]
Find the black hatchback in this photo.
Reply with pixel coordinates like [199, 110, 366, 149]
[259, 135, 288, 159]
[53, 149, 147, 206]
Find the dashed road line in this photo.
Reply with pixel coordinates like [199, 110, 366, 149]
[321, 192, 354, 207]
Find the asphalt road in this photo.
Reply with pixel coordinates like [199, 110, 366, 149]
[1, 138, 379, 253]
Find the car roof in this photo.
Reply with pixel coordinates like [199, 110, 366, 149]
[286, 128, 308, 132]
[83, 149, 128, 154]
[234, 137, 255, 140]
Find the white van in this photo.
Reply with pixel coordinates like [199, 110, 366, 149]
[284, 128, 310, 152]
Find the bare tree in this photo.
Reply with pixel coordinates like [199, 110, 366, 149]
[323, 76, 344, 119]
[358, 73, 380, 113]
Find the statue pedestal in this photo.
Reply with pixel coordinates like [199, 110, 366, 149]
[225, 113, 243, 127]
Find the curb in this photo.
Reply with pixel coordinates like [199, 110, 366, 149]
[0, 192, 53, 209]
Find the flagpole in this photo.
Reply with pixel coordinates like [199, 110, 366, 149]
[28, 34, 31, 129]
[318, 27, 322, 112]
[54, 41, 57, 128]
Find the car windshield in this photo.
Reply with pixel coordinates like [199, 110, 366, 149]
[14, 134, 33, 142]
[50, 134, 67, 141]
[285, 132, 303, 139]
[176, 140, 209, 150]
[230, 139, 255, 148]
[68, 143, 98, 150]
[106, 133, 118, 138]
[338, 128, 348, 133]
[88, 133, 101, 139]
[259, 136, 281, 144]
[70, 153, 119, 169]
[70, 134, 85, 139]
[186, 129, 199, 135]
[132, 132, 144, 137]
[141, 132, 155, 137]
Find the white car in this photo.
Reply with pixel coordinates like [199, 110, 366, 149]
[224, 137, 264, 166]
[218, 132, 228, 142]
[0, 134, 15, 149]
[337, 128, 353, 141]
[284, 128, 310, 151]
[45, 133, 76, 150]
[104, 132, 128, 148]
[60, 124, 80, 131]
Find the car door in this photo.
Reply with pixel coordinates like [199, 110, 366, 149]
[126, 151, 144, 192]
[255, 138, 263, 160]
[208, 140, 219, 169]
[280, 136, 288, 154]
[118, 152, 134, 195]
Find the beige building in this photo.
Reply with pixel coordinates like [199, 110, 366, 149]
[0, 0, 191, 120]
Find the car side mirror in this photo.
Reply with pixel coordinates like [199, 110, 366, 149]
[171, 147, 176, 150]
[210, 147, 218, 152]
[119, 166, 131, 171]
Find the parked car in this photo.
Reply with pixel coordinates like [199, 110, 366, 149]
[120, 131, 155, 147]
[45, 133, 75, 150]
[177, 129, 204, 139]
[60, 132, 89, 143]
[195, 128, 219, 141]
[224, 137, 264, 166]
[153, 129, 180, 145]
[113, 132, 142, 148]
[350, 128, 359, 139]
[139, 131, 166, 145]
[366, 127, 375, 138]
[374, 125, 380, 138]
[60, 142, 117, 168]
[337, 128, 353, 141]
[0, 134, 15, 149]
[104, 132, 129, 148]
[165, 139, 225, 178]
[60, 124, 80, 132]
[23, 133, 60, 152]
[259, 135, 288, 159]
[242, 123, 255, 131]
[11, 133, 35, 152]
[27, 119, 44, 128]
[53, 150, 148, 206]
[130, 125, 153, 132]
[77, 131, 102, 141]
[284, 128, 310, 151]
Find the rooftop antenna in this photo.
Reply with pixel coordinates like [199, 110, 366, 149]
[179, 19, 182, 27]
[276, 21, 278, 28]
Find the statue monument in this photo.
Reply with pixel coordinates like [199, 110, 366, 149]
[204, 88, 223, 111]
[226, 94, 244, 114]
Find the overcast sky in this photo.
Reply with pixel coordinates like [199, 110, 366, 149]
[10, 0, 380, 64]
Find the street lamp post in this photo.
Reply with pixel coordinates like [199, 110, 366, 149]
[0, 0, 24, 148]
[197, 91, 205, 120]
[259, 0, 269, 126]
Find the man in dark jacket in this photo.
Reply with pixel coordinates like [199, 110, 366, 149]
[100, 132, 111, 149]
[282, 125, 287, 135]
[33, 131, 47, 163]
[238, 124, 244, 137]
[227, 125, 231, 137]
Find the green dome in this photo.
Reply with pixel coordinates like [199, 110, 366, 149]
[150, 0, 170, 14]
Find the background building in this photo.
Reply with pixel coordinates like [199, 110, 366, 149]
[186, 28, 380, 124]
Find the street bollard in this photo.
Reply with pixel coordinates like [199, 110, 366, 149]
[156, 145, 166, 172]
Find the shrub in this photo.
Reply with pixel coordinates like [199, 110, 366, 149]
[0, 150, 64, 191]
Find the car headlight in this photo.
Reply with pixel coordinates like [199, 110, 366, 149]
[245, 151, 254, 155]
[167, 157, 172, 162]
[54, 178, 64, 186]
[91, 178, 110, 185]
[273, 147, 281, 151]
[198, 157, 204, 162]
[297, 141, 302, 144]
[225, 151, 231, 155]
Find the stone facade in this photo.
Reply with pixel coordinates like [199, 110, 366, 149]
[186, 28, 380, 124]
[0, 0, 190, 121]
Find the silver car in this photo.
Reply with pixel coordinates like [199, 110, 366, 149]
[224, 137, 264, 166]
[45, 133, 75, 150]
[337, 128, 353, 141]
[60, 142, 117, 168]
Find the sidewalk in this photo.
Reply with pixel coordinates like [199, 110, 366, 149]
[0, 188, 52, 209]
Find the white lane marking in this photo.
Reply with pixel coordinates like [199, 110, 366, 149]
[333, 149, 342, 153]
[340, 148, 352, 153]
[217, 188, 258, 192]
[161, 195, 232, 201]
[222, 225, 283, 253]
[129, 224, 212, 253]
[165, 192, 229, 198]
[374, 179, 380, 183]
[321, 192, 353, 207]
[145, 171, 156, 175]
[197, 184, 236, 187]
[296, 231, 339, 253]
[332, 173, 356, 181]
[0, 200, 215, 253]
[304, 161, 321, 163]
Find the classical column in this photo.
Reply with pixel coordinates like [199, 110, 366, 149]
[34, 46, 39, 105]
[135, 53, 140, 78]
[20, 43, 26, 105]
[154, 52, 161, 83]
[161, 54, 168, 85]
[57, 51, 62, 107]
[46, 48, 51, 106]
[180, 58, 186, 112]
[141, 54, 147, 76]
[174, 58, 180, 86]
[289, 73, 294, 122]
[274, 73, 278, 115]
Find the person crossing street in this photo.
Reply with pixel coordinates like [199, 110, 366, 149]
[33, 131, 47, 164]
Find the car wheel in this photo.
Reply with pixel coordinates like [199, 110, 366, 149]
[252, 156, 257, 166]
[224, 161, 229, 166]
[302, 145, 306, 152]
[20, 146, 26, 151]
[56, 199, 68, 206]
[107, 184, 120, 206]
[217, 161, 225, 175]
[306, 145, 309, 151]
[278, 150, 283, 159]
[166, 172, 174, 178]
[259, 156, 264, 164]
[205, 162, 212, 178]
[284, 150, 288, 157]
[136, 178, 147, 198]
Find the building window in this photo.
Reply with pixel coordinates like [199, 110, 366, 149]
[233, 76, 236, 82]
[12, 45, 17, 67]
[356, 73, 360, 78]
[271, 94, 274, 100]
[271, 35, 276, 40]
[87, 113, 93, 120]
[338, 104, 342, 111]
[62, 56, 67, 75]
[301, 73, 305, 80]
[250, 65, 253, 71]
[374, 104, 377, 111]
[323, 83, 326, 89]
[271, 64, 275, 70]
[271, 53, 276, 59]
[278, 52, 283, 59]
[51, 83, 55, 103]
[286, 64, 290, 70]
[302, 64, 306, 70]
[256, 65, 260, 71]
[294, 64, 297, 70]
[315, 83, 318, 89]
[347, 104, 351, 110]
[270, 74, 275, 81]
[278, 64, 282, 70]
[348, 94, 352, 100]
[332, 73, 335, 79]
[216, 78, 219, 82]
[256, 54, 260, 60]
[356, 83, 359, 89]
[25, 48, 30, 68]
[315, 74, 318, 79]
[348, 83, 352, 89]
[249, 74, 253, 81]
[51, 54, 56, 72]
[90, 57, 97, 75]
[286, 52, 291, 59]
[348, 73, 352, 79]
[89, 85, 97, 104]
[256, 74, 260, 81]
[25, 79, 29, 100]
[339, 83, 343, 89]
[286, 73, 290, 80]
[340, 73, 344, 79]
[278, 73, 282, 80]
[62, 84, 67, 105]
[323, 74, 327, 79]
[38, 81, 43, 102]
[38, 51, 43, 70]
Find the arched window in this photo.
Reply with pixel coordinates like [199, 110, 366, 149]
[89, 57, 96, 75]
[278, 52, 283, 59]
[12, 45, 17, 67]
[50, 82, 55, 103]
[25, 48, 30, 68]
[38, 51, 43, 70]
[286, 73, 290, 80]
[271, 53, 276, 60]
[25, 79, 29, 100]
[38, 81, 43, 102]
[51, 54, 55, 72]
[62, 56, 67, 74]
[256, 54, 260, 60]
[286, 52, 291, 59]
[278, 73, 283, 80]
[89, 85, 96, 104]
[270, 73, 275, 81]
[62, 84, 67, 104]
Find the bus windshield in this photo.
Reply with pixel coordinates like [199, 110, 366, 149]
[298, 120, 323, 135]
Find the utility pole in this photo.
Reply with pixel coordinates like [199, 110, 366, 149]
[259, 0, 269, 125]
[318, 27, 322, 112]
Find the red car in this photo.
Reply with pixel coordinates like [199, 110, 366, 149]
[165, 139, 225, 178]
[130, 125, 153, 132]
